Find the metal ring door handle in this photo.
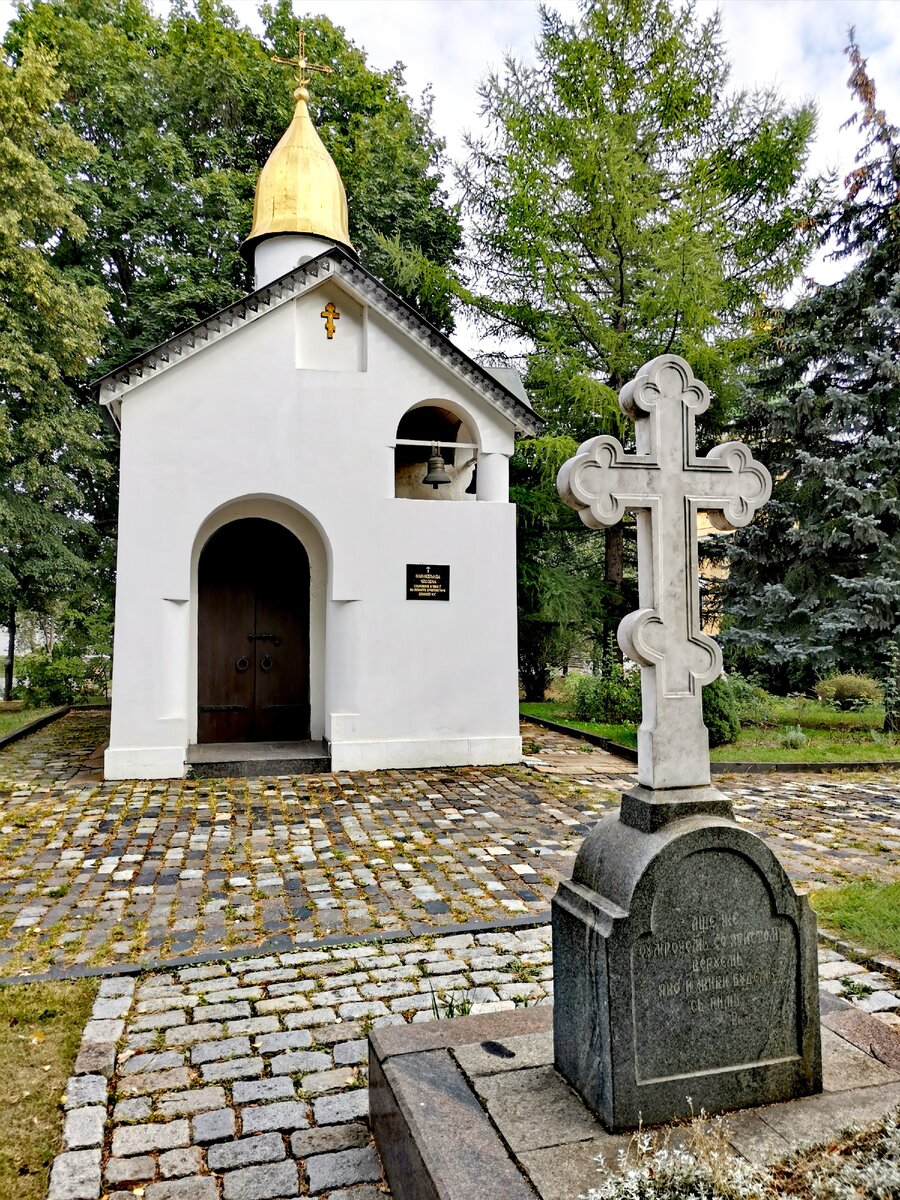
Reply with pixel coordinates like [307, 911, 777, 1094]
[260, 655, 274, 672]
[235, 657, 249, 672]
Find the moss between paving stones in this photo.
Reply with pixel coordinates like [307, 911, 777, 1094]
[1, 711, 899, 978]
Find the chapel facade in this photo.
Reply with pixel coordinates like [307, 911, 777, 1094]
[98, 52, 536, 780]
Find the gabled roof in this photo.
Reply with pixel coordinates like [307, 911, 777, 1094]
[95, 246, 542, 436]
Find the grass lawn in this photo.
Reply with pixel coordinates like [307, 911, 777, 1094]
[0, 979, 97, 1200]
[520, 702, 637, 748]
[809, 880, 900, 959]
[520, 700, 900, 762]
[0, 708, 59, 741]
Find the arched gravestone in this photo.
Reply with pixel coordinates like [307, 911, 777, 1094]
[553, 355, 821, 1130]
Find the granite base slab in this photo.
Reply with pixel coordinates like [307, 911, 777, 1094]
[369, 995, 900, 1200]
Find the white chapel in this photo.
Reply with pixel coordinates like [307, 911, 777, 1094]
[98, 52, 537, 780]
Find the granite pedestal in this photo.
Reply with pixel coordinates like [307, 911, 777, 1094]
[553, 784, 822, 1130]
[369, 994, 899, 1200]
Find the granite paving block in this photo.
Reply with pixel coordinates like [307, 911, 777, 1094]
[822, 1006, 900, 1069]
[192, 1106, 236, 1143]
[63, 1106, 105, 1151]
[104, 1155, 156, 1185]
[112, 1119, 190, 1157]
[305, 1146, 381, 1193]
[312, 1089, 370, 1126]
[518, 1136, 630, 1200]
[371, 1047, 537, 1200]
[74, 1042, 116, 1077]
[290, 1122, 368, 1158]
[453, 1030, 554, 1077]
[191, 1035, 252, 1064]
[755, 1079, 900, 1146]
[48, 1148, 102, 1200]
[118, 1067, 192, 1096]
[221, 1160, 299, 1200]
[473, 1065, 604, 1152]
[120, 1051, 184, 1075]
[157, 1086, 228, 1117]
[233, 1077, 296, 1104]
[113, 1097, 152, 1123]
[200, 1054, 264, 1082]
[145, 1178, 218, 1200]
[820, 1027, 900, 1092]
[240, 1100, 310, 1133]
[159, 1147, 204, 1178]
[208, 1131, 286, 1171]
[269, 1049, 331, 1076]
[259, 1027, 314, 1056]
[64, 1076, 106, 1110]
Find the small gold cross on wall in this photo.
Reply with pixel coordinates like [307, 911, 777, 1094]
[320, 301, 341, 339]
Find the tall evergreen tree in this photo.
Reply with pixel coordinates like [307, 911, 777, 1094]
[723, 36, 900, 690]
[390, 0, 821, 694]
[0, 46, 108, 696]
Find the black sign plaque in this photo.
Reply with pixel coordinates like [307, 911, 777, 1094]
[406, 564, 450, 601]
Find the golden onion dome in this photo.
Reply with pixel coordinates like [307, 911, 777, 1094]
[242, 81, 354, 261]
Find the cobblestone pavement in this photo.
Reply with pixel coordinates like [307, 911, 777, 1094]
[1, 711, 899, 978]
[49, 926, 900, 1200]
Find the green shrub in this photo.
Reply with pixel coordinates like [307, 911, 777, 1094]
[816, 673, 883, 710]
[703, 675, 741, 747]
[722, 672, 774, 723]
[16, 650, 86, 706]
[564, 666, 642, 725]
[780, 724, 807, 749]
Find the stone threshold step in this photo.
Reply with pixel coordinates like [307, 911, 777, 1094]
[186, 740, 331, 778]
[369, 996, 900, 1200]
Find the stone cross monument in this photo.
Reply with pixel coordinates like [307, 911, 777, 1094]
[553, 355, 821, 1130]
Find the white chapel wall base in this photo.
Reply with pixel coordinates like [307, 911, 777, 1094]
[104, 745, 187, 780]
[329, 735, 523, 773]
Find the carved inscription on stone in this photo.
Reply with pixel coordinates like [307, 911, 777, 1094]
[631, 849, 800, 1083]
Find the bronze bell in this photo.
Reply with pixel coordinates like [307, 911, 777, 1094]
[422, 453, 451, 489]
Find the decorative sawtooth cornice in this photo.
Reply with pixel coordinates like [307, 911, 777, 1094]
[94, 248, 540, 436]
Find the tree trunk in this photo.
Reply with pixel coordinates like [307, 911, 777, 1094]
[4, 607, 15, 702]
[604, 526, 624, 666]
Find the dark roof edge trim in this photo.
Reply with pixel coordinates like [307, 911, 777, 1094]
[93, 247, 543, 436]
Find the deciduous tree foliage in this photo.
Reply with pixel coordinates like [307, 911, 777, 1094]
[0, 46, 108, 697]
[723, 38, 900, 691]
[3, 0, 461, 687]
[389, 0, 821, 696]
[5, 0, 462, 370]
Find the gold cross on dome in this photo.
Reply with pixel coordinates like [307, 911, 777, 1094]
[272, 27, 333, 90]
[320, 301, 341, 339]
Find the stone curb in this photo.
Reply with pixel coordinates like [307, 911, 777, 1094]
[817, 929, 900, 982]
[48, 976, 135, 1200]
[0, 910, 553, 988]
[522, 711, 900, 775]
[713, 759, 900, 774]
[0, 704, 70, 749]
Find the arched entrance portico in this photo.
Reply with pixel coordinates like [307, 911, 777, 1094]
[197, 518, 310, 743]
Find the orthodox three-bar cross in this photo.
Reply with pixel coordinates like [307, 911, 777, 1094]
[272, 28, 333, 93]
[557, 355, 771, 792]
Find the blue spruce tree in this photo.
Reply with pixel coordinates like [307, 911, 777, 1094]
[723, 36, 900, 691]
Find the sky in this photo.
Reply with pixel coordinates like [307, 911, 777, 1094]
[3, 0, 899, 350]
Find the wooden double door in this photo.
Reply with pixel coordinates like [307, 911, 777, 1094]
[198, 519, 310, 743]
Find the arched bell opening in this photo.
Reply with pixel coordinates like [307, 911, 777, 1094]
[197, 518, 311, 743]
[394, 404, 478, 500]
